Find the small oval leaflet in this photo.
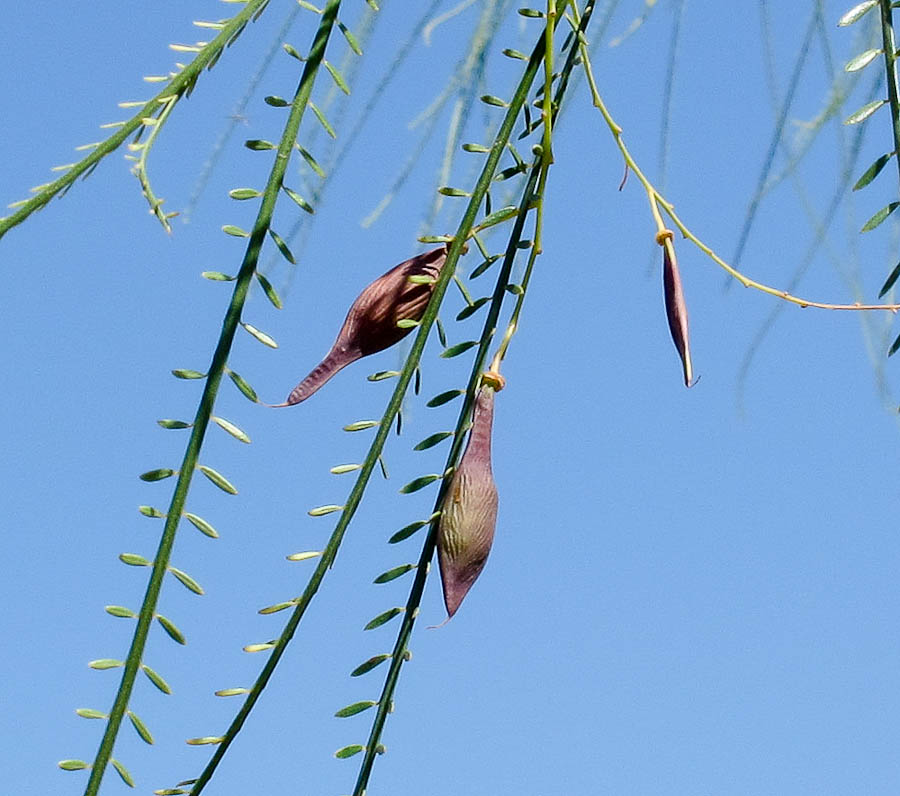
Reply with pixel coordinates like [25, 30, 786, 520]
[264, 95, 289, 107]
[330, 463, 362, 474]
[456, 297, 489, 321]
[139, 505, 165, 518]
[438, 186, 470, 197]
[335, 744, 365, 759]
[462, 142, 490, 152]
[168, 566, 205, 595]
[58, 760, 90, 771]
[139, 468, 175, 482]
[844, 48, 881, 73]
[156, 614, 186, 645]
[76, 708, 107, 719]
[157, 419, 191, 429]
[477, 205, 518, 231]
[838, 0, 878, 26]
[245, 139, 276, 150]
[186, 737, 225, 746]
[324, 59, 351, 94]
[334, 700, 377, 718]
[128, 710, 155, 745]
[350, 653, 391, 677]
[426, 389, 464, 408]
[286, 550, 323, 561]
[480, 94, 509, 107]
[364, 606, 404, 630]
[215, 688, 250, 697]
[373, 563, 415, 583]
[861, 201, 900, 233]
[268, 229, 296, 264]
[470, 255, 500, 280]
[308, 504, 343, 517]
[243, 641, 276, 653]
[255, 272, 283, 309]
[441, 340, 478, 359]
[258, 600, 295, 615]
[343, 419, 379, 432]
[414, 431, 454, 451]
[172, 368, 206, 379]
[854, 152, 893, 192]
[213, 416, 251, 444]
[395, 318, 420, 329]
[184, 512, 219, 539]
[367, 370, 400, 382]
[844, 99, 886, 126]
[198, 465, 238, 495]
[201, 271, 235, 281]
[228, 188, 261, 200]
[283, 185, 314, 214]
[879, 260, 900, 298]
[222, 224, 250, 237]
[119, 553, 151, 567]
[142, 663, 173, 694]
[227, 369, 259, 403]
[109, 759, 134, 788]
[105, 605, 137, 618]
[388, 520, 426, 544]
[89, 658, 125, 670]
[399, 474, 441, 494]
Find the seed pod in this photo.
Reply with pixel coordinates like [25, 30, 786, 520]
[437, 379, 500, 618]
[660, 235, 693, 387]
[280, 245, 451, 405]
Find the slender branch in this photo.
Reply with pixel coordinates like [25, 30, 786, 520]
[879, 0, 900, 191]
[82, 4, 341, 795]
[351, 5, 594, 793]
[180, 2, 568, 793]
[0, 0, 271, 241]
[577, 35, 900, 312]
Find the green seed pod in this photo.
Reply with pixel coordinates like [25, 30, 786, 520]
[437, 378, 501, 618]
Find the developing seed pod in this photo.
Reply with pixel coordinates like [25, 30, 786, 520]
[279, 245, 451, 405]
[437, 375, 502, 618]
[660, 233, 693, 387]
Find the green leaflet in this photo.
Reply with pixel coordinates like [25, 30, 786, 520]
[364, 607, 404, 630]
[350, 653, 391, 677]
[334, 700, 377, 718]
[373, 563, 415, 583]
[861, 201, 900, 232]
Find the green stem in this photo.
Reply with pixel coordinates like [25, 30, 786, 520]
[83, 4, 340, 795]
[182, 0, 554, 791]
[0, 0, 271, 242]
[879, 0, 900, 191]
[351, 4, 593, 793]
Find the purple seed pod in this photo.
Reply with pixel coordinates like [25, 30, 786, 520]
[660, 235, 693, 387]
[281, 245, 450, 405]
[437, 378, 501, 618]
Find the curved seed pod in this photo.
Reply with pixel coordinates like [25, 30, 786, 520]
[437, 379, 501, 618]
[280, 244, 452, 405]
[660, 234, 693, 387]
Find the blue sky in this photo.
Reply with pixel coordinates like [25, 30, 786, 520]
[2, 1, 899, 794]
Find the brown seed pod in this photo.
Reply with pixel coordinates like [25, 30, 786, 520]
[437, 380, 500, 618]
[658, 231, 693, 387]
[280, 245, 451, 405]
